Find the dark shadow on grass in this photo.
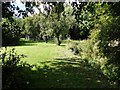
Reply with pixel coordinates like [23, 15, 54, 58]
[3, 57, 117, 89]
[17, 39, 66, 46]
[60, 44, 66, 47]
[16, 40, 38, 46]
[36, 57, 117, 88]
[4, 39, 38, 47]
[10, 38, 50, 46]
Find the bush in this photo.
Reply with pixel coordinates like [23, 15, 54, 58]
[68, 2, 120, 87]
[2, 18, 22, 46]
[1, 47, 33, 89]
[68, 39, 119, 87]
[90, 3, 120, 86]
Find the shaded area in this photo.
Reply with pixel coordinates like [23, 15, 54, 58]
[59, 44, 66, 47]
[32, 57, 115, 88]
[4, 57, 116, 89]
[17, 39, 38, 46]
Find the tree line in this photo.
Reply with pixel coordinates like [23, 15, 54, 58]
[1, 2, 98, 46]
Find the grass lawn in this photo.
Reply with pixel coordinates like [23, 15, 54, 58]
[9, 40, 69, 65]
[6, 39, 116, 88]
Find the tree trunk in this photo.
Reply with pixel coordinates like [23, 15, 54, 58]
[56, 36, 61, 46]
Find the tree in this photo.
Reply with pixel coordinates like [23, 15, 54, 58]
[39, 15, 53, 43]
[2, 18, 22, 46]
[77, 2, 94, 39]
[50, 3, 76, 46]
[69, 2, 86, 40]
[2, 2, 28, 46]
[2, 2, 15, 18]
[89, 2, 120, 86]
[21, 13, 52, 41]
[21, 2, 76, 45]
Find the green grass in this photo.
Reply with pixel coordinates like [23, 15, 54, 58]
[12, 43, 59, 64]
[6, 39, 116, 88]
[9, 41, 67, 65]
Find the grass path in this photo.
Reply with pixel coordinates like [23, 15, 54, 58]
[9, 41, 115, 88]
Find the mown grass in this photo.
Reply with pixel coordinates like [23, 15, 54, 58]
[6, 38, 116, 88]
[9, 38, 67, 64]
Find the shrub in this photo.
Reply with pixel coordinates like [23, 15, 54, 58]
[2, 18, 22, 46]
[67, 2, 120, 87]
[1, 47, 33, 89]
[68, 39, 118, 87]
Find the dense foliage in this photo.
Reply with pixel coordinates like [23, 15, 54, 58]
[1, 48, 31, 89]
[50, 4, 76, 45]
[2, 18, 22, 46]
[68, 2, 120, 87]
[21, 3, 76, 45]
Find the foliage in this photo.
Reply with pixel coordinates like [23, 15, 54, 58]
[21, 15, 40, 41]
[77, 2, 94, 39]
[1, 47, 32, 89]
[2, 2, 14, 18]
[21, 14, 53, 42]
[2, 18, 22, 46]
[69, 2, 94, 40]
[94, 3, 120, 85]
[21, 3, 76, 45]
[38, 14, 53, 42]
[67, 41, 80, 55]
[68, 2, 120, 87]
[89, 3, 120, 85]
[2, 2, 27, 18]
[50, 4, 76, 45]
[68, 39, 118, 86]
